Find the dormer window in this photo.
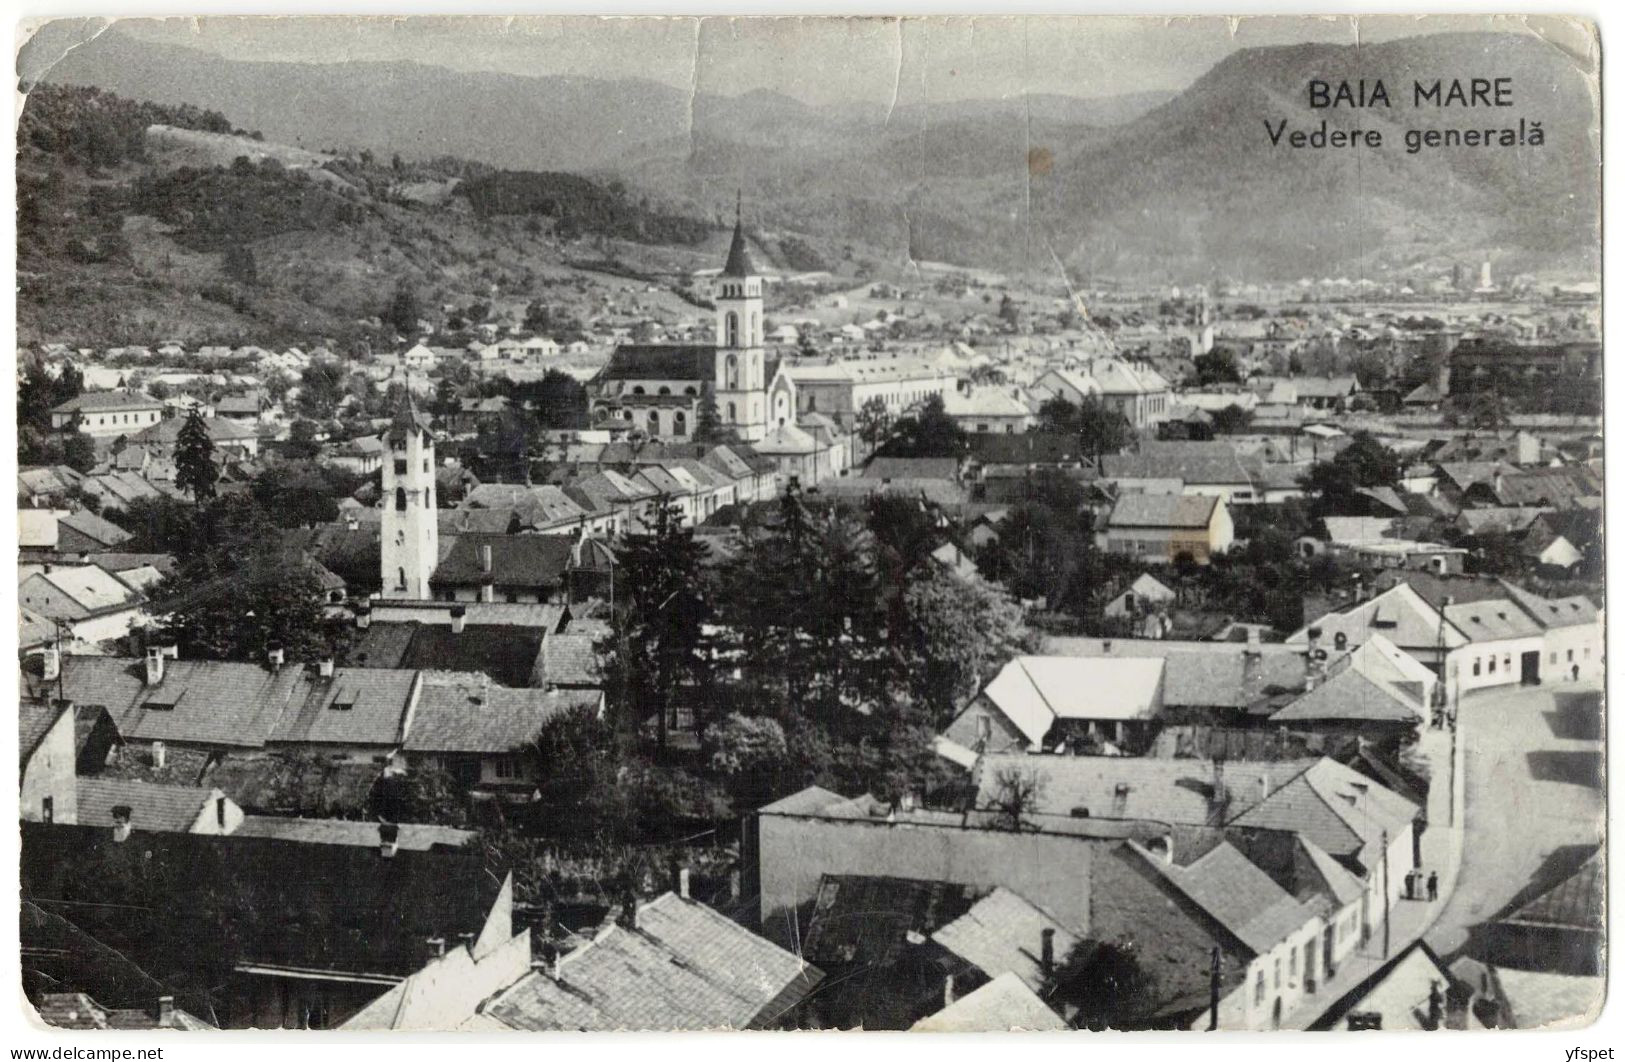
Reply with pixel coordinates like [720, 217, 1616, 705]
[330, 697, 355, 711]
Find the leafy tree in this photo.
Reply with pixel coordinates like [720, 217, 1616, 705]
[856, 395, 892, 456]
[296, 357, 346, 420]
[1038, 396, 1131, 462]
[602, 500, 713, 751]
[285, 418, 322, 460]
[881, 394, 966, 459]
[1209, 404, 1254, 435]
[1047, 938, 1157, 1031]
[693, 392, 733, 445]
[1193, 349, 1243, 387]
[526, 703, 628, 839]
[150, 533, 347, 665]
[901, 566, 1032, 727]
[1299, 430, 1401, 513]
[174, 408, 219, 502]
[61, 430, 96, 473]
[701, 713, 788, 806]
[383, 283, 422, 335]
[522, 300, 552, 334]
[369, 764, 470, 827]
[433, 375, 462, 419]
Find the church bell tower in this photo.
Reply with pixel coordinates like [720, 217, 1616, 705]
[380, 391, 438, 599]
[714, 194, 767, 441]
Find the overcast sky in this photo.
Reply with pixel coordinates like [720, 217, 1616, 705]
[25, 14, 1590, 106]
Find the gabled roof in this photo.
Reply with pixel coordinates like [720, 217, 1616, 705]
[405, 678, 599, 754]
[1499, 848, 1602, 932]
[911, 972, 1069, 1031]
[52, 390, 164, 414]
[977, 656, 1165, 744]
[1269, 667, 1422, 725]
[597, 345, 713, 382]
[1045, 637, 1313, 710]
[1157, 842, 1317, 955]
[480, 894, 822, 1030]
[352, 622, 546, 687]
[269, 667, 417, 747]
[1106, 493, 1220, 530]
[76, 778, 219, 832]
[21, 700, 71, 766]
[429, 533, 586, 590]
[1229, 759, 1418, 867]
[931, 888, 1081, 992]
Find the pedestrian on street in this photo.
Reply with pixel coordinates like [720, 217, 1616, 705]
[1427, 870, 1439, 901]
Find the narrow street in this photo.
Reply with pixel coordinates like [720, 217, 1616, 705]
[1424, 682, 1604, 960]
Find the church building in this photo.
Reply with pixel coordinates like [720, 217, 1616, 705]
[588, 209, 795, 443]
[375, 393, 614, 603]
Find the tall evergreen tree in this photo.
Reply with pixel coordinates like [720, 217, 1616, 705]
[174, 408, 218, 502]
[602, 500, 712, 752]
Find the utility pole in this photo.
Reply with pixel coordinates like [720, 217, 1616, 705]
[1381, 827, 1391, 960]
[1208, 946, 1222, 1030]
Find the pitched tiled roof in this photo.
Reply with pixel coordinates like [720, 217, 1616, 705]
[1102, 451, 1256, 488]
[76, 778, 215, 832]
[21, 701, 69, 764]
[597, 345, 713, 382]
[1106, 493, 1220, 530]
[540, 630, 603, 687]
[35, 992, 213, 1031]
[352, 623, 546, 687]
[269, 667, 417, 747]
[52, 390, 164, 414]
[482, 894, 822, 1030]
[1230, 759, 1418, 866]
[931, 888, 1081, 992]
[405, 679, 599, 754]
[58, 509, 132, 549]
[1044, 637, 1313, 710]
[1158, 843, 1316, 955]
[32, 657, 305, 749]
[1269, 668, 1422, 724]
[429, 534, 581, 590]
[911, 972, 1069, 1031]
[1500, 848, 1602, 932]
[977, 656, 1165, 744]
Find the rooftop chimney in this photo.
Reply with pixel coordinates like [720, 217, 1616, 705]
[479, 543, 494, 574]
[151, 741, 166, 770]
[144, 646, 165, 686]
[1245, 626, 1262, 655]
[111, 805, 133, 843]
[355, 605, 372, 630]
[450, 605, 467, 634]
[677, 867, 691, 900]
[379, 821, 400, 859]
[40, 644, 61, 683]
[426, 936, 447, 959]
[943, 973, 956, 1009]
[1040, 928, 1056, 979]
[154, 996, 174, 1026]
[267, 644, 285, 671]
[1258, 772, 1272, 802]
[318, 657, 335, 678]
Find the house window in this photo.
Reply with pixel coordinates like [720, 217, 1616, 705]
[395, 487, 408, 511]
[674, 411, 687, 435]
[1551, 652, 1558, 664]
[1567, 649, 1575, 662]
[494, 756, 523, 781]
[647, 411, 660, 434]
[1473, 659, 1482, 676]
[395, 458, 407, 476]
[1255, 971, 1266, 1006]
[1503, 654, 1512, 671]
[1488, 657, 1496, 673]
[725, 354, 739, 389]
[975, 714, 992, 744]
[1274, 957, 1282, 989]
[397, 567, 407, 590]
[726, 313, 740, 348]
[41, 796, 53, 824]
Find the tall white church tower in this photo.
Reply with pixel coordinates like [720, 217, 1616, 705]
[380, 392, 439, 599]
[714, 197, 768, 442]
